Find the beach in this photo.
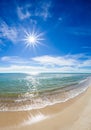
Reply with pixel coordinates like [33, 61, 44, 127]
[0, 0, 91, 129]
[0, 85, 91, 130]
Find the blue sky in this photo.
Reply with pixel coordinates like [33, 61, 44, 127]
[0, 0, 91, 73]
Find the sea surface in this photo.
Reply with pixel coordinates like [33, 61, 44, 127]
[0, 73, 91, 111]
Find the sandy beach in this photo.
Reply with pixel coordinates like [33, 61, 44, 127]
[0, 0, 91, 129]
[0, 86, 91, 130]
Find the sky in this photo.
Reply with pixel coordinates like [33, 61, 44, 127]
[0, 0, 91, 73]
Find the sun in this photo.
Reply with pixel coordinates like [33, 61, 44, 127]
[23, 30, 44, 48]
[28, 36, 36, 43]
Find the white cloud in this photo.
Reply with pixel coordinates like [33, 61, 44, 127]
[32, 55, 79, 66]
[0, 64, 91, 73]
[81, 59, 91, 67]
[31, 55, 91, 72]
[35, 1, 52, 20]
[0, 22, 18, 42]
[1, 56, 28, 64]
[0, 54, 91, 73]
[0, 65, 49, 73]
[16, 1, 52, 21]
[17, 6, 31, 20]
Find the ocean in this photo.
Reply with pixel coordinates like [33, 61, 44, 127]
[0, 73, 91, 111]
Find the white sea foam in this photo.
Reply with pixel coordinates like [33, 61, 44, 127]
[0, 76, 91, 112]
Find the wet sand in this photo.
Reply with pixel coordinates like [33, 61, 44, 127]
[0, 86, 91, 130]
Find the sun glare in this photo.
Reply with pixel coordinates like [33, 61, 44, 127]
[23, 30, 44, 48]
[28, 36, 36, 43]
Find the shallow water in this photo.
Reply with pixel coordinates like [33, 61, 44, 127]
[0, 73, 91, 111]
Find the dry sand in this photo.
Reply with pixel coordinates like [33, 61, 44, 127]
[0, 86, 91, 130]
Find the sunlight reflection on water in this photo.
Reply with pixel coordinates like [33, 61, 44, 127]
[22, 112, 49, 126]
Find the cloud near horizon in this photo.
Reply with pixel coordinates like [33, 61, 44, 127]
[0, 54, 91, 73]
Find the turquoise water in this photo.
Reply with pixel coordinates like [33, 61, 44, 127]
[0, 73, 91, 111]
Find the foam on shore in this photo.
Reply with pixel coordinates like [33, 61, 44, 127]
[0, 77, 91, 111]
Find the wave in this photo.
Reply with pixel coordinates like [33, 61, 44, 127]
[0, 76, 91, 112]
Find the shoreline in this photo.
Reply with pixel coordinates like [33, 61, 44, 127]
[0, 77, 90, 112]
[0, 86, 91, 130]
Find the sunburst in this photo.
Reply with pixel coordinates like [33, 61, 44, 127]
[23, 30, 44, 48]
